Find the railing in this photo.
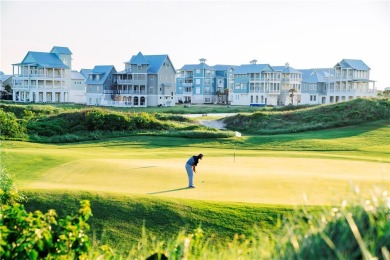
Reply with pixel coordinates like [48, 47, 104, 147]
[14, 74, 65, 79]
[104, 90, 147, 95]
[117, 79, 133, 84]
[100, 100, 147, 108]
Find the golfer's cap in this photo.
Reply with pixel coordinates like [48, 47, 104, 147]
[198, 153, 204, 159]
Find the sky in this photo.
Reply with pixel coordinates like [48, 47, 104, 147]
[1, 0, 389, 89]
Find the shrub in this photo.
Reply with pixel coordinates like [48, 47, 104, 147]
[0, 110, 27, 139]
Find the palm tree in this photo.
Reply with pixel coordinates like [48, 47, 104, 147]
[289, 88, 297, 105]
[224, 88, 229, 105]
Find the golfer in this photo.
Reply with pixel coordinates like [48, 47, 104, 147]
[185, 153, 203, 188]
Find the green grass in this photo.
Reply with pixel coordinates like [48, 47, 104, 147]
[21, 190, 294, 254]
[224, 98, 390, 134]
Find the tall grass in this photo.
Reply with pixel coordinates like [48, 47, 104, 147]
[22, 188, 390, 259]
[224, 98, 390, 135]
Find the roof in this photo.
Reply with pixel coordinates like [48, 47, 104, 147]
[71, 70, 85, 80]
[50, 46, 72, 55]
[336, 59, 370, 70]
[303, 71, 326, 83]
[0, 75, 12, 82]
[144, 54, 174, 73]
[300, 68, 334, 83]
[80, 69, 93, 79]
[272, 65, 302, 74]
[181, 63, 213, 70]
[14, 51, 69, 69]
[85, 65, 116, 85]
[130, 52, 149, 65]
[212, 65, 235, 71]
[234, 64, 273, 74]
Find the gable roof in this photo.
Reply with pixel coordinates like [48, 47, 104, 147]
[0, 75, 12, 83]
[300, 68, 334, 83]
[50, 46, 72, 55]
[272, 65, 302, 74]
[14, 51, 69, 69]
[234, 64, 273, 74]
[144, 54, 176, 73]
[85, 65, 116, 85]
[130, 52, 149, 65]
[336, 59, 370, 70]
[80, 69, 93, 79]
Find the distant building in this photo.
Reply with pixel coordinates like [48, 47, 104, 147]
[176, 59, 232, 104]
[111, 52, 176, 107]
[12, 46, 72, 103]
[0, 72, 13, 100]
[70, 70, 87, 104]
[85, 65, 117, 106]
[300, 59, 377, 104]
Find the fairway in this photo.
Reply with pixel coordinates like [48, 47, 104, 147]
[6, 140, 389, 205]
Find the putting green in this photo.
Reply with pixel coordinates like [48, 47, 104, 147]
[22, 156, 389, 205]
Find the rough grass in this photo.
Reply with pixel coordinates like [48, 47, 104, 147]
[224, 98, 390, 134]
[22, 190, 295, 255]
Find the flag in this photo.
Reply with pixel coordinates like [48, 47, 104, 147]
[235, 131, 241, 137]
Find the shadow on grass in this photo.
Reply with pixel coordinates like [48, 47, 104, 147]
[148, 187, 190, 195]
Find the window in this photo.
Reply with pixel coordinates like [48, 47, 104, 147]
[196, 69, 200, 74]
[196, 79, 200, 84]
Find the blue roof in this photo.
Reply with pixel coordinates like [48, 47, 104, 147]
[80, 69, 93, 79]
[336, 59, 370, 70]
[124, 54, 175, 74]
[130, 52, 149, 65]
[234, 64, 273, 74]
[181, 63, 213, 70]
[0, 75, 12, 82]
[272, 65, 302, 74]
[300, 68, 334, 83]
[144, 55, 174, 73]
[212, 65, 235, 71]
[15, 51, 69, 69]
[51, 46, 72, 55]
[85, 65, 116, 85]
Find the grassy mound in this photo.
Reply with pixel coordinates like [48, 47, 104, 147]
[224, 98, 390, 134]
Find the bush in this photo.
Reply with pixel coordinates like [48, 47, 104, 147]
[0, 110, 27, 139]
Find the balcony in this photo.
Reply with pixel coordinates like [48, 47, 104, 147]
[117, 79, 133, 84]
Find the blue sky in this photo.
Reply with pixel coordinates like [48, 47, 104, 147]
[1, 0, 389, 89]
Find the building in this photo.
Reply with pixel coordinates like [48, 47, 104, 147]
[0, 72, 12, 100]
[70, 70, 87, 104]
[229, 60, 283, 106]
[112, 52, 176, 107]
[85, 65, 117, 106]
[12, 46, 72, 103]
[300, 59, 376, 105]
[271, 63, 302, 106]
[176, 59, 233, 105]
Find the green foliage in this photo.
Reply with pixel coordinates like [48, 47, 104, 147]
[273, 189, 390, 259]
[0, 200, 95, 259]
[0, 109, 27, 139]
[224, 98, 390, 134]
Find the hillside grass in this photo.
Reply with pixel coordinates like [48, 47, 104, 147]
[224, 98, 390, 134]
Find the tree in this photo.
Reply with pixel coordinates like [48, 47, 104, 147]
[289, 88, 297, 105]
[224, 88, 230, 105]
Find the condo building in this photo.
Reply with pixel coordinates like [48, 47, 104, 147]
[12, 46, 72, 103]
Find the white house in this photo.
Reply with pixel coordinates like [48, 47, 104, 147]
[70, 70, 87, 104]
[12, 46, 72, 103]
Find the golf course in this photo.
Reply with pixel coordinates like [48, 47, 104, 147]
[1, 98, 390, 258]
